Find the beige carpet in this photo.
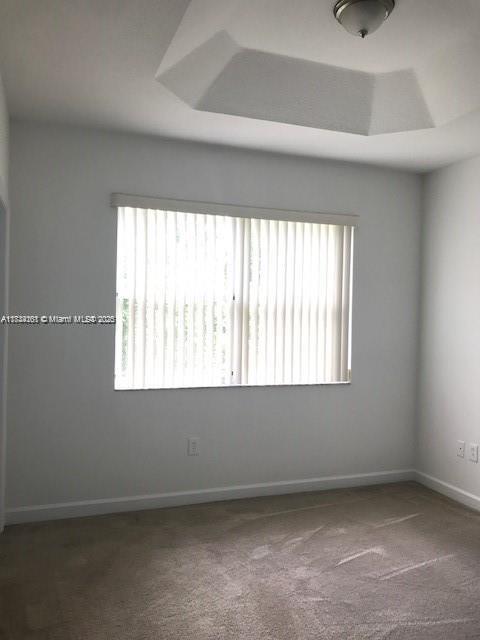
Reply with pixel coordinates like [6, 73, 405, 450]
[1, 482, 480, 639]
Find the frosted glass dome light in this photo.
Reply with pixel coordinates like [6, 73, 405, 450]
[334, 0, 395, 38]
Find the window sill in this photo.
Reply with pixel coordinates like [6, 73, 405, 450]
[114, 381, 352, 391]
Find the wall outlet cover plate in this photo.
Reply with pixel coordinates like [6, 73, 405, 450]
[187, 437, 200, 456]
[469, 443, 479, 463]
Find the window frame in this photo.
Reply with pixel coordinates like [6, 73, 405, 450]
[112, 194, 358, 391]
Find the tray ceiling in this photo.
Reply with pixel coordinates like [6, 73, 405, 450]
[1, 0, 480, 170]
[157, 1, 480, 136]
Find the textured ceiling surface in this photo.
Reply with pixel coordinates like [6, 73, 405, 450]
[157, 1, 480, 136]
[1, 0, 480, 170]
[159, 32, 435, 136]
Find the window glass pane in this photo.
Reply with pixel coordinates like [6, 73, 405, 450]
[115, 206, 354, 389]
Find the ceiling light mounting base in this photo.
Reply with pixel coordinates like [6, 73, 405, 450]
[334, 0, 395, 38]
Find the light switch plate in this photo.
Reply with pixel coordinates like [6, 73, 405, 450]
[457, 440, 466, 458]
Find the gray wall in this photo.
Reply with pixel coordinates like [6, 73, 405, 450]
[0, 73, 7, 207]
[0, 205, 6, 443]
[7, 122, 422, 512]
[0, 70, 8, 529]
[418, 157, 480, 497]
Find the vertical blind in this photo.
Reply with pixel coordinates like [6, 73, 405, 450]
[115, 205, 354, 389]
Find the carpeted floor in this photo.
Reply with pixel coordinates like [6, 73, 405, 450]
[1, 482, 480, 639]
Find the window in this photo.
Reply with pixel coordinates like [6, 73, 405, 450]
[114, 196, 355, 390]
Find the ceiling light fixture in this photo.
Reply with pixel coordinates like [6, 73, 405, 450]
[334, 0, 395, 38]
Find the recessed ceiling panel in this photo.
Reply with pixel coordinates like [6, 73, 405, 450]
[157, 0, 480, 136]
[197, 49, 374, 135]
[370, 69, 434, 135]
[160, 32, 240, 109]
[158, 35, 436, 136]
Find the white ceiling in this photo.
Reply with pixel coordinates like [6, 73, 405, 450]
[1, 0, 480, 171]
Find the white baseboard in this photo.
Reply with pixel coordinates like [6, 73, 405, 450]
[6, 469, 415, 525]
[415, 471, 480, 513]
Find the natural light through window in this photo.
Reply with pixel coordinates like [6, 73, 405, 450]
[114, 199, 355, 389]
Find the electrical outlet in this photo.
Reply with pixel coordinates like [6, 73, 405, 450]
[469, 443, 479, 463]
[457, 440, 466, 458]
[187, 437, 200, 456]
